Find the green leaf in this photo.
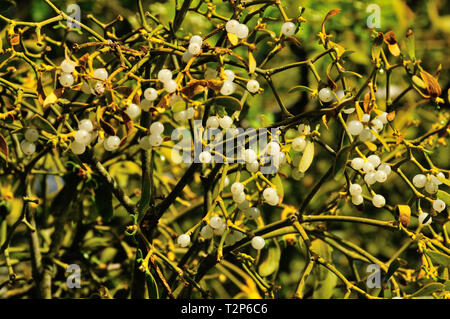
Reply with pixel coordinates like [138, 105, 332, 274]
[437, 190, 450, 206]
[258, 240, 281, 277]
[31, 114, 57, 135]
[145, 270, 159, 299]
[332, 144, 351, 180]
[405, 29, 415, 61]
[298, 141, 314, 173]
[410, 282, 444, 297]
[171, 100, 186, 113]
[288, 85, 314, 94]
[424, 250, 450, 267]
[206, 96, 242, 112]
[95, 180, 113, 222]
[270, 174, 284, 202]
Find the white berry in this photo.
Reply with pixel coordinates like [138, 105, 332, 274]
[200, 225, 214, 239]
[220, 81, 236, 95]
[70, 141, 86, 155]
[224, 70, 235, 82]
[347, 120, 363, 136]
[158, 69, 172, 83]
[60, 59, 75, 73]
[424, 180, 438, 194]
[188, 42, 201, 55]
[209, 216, 223, 229]
[281, 21, 296, 36]
[59, 73, 74, 87]
[233, 191, 246, 204]
[225, 19, 240, 34]
[190, 35, 203, 45]
[378, 163, 391, 176]
[149, 134, 163, 147]
[246, 207, 261, 220]
[177, 234, 191, 247]
[349, 184, 362, 196]
[74, 129, 91, 145]
[24, 128, 39, 142]
[79, 119, 93, 132]
[164, 79, 177, 93]
[364, 172, 377, 185]
[199, 151, 212, 163]
[367, 155, 381, 168]
[104, 135, 120, 151]
[372, 194, 386, 208]
[418, 212, 432, 226]
[126, 103, 140, 119]
[361, 113, 371, 123]
[236, 24, 249, 39]
[246, 161, 259, 173]
[251, 236, 265, 250]
[206, 116, 220, 129]
[93, 68, 108, 81]
[244, 149, 257, 163]
[318, 87, 333, 103]
[351, 157, 364, 171]
[352, 195, 364, 205]
[371, 119, 384, 132]
[266, 142, 280, 156]
[432, 199, 446, 212]
[362, 161, 375, 173]
[292, 137, 306, 152]
[20, 140, 36, 156]
[144, 88, 158, 101]
[219, 116, 233, 129]
[247, 80, 260, 93]
[263, 187, 278, 205]
[413, 174, 427, 188]
[375, 170, 387, 183]
[150, 122, 164, 135]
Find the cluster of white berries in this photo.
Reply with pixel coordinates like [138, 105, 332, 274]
[20, 128, 39, 156]
[412, 172, 445, 195]
[231, 182, 247, 205]
[139, 121, 164, 149]
[225, 19, 249, 39]
[158, 69, 177, 93]
[59, 58, 76, 87]
[220, 69, 236, 96]
[71, 119, 96, 155]
[173, 106, 195, 122]
[347, 112, 389, 142]
[349, 154, 391, 208]
[182, 35, 203, 62]
[291, 124, 311, 152]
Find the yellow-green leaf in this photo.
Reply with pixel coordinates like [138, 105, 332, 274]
[258, 241, 281, 277]
[227, 32, 238, 46]
[43, 88, 64, 108]
[396, 205, 411, 227]
[424, 250, 450, 267]
[248, 51, 256, 74]
[298, 141, 314, 173]
[437, 190, 450, 206]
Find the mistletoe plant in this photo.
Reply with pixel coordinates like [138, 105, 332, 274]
[0, 0, 449, 299]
